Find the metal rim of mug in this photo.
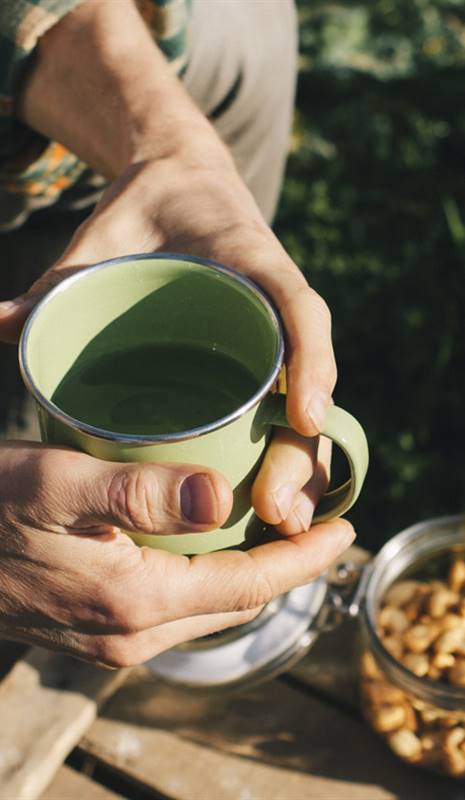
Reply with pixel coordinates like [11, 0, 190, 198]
[19, 252, 285, 445]
[361, 513, 465, 711]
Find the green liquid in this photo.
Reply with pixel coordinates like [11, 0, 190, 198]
[51, 344, 260, 435]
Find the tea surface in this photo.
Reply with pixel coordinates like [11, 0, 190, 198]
[51, 343, 260, 434]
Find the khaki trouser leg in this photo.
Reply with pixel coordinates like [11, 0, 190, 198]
[183, 0, 298, 223]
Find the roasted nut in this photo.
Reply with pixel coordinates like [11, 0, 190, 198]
[442, 728, 465, 776]
[382, 634, 403, 660]
[448, 659, 465, 686]
[427, 664, 442, 681]
[431, 652, 455, 670]
[434, 626, 465, 655]
[428, 589, 459, 619]
[403, 598, 426, 622]
[440, 613, 464, 631]
[446, 728, 465, 748]
[360, 651, 382, 680]
[403, 623, 438, 653]
[421, 731, 446, 751]
[403, 652, 429, 678]
[420, 706, 443, 725]
[418, 614, 434, 625]
[403, 702, 418, 732]
[388, 729, 422, 761]
[379, 606, 409, 633]
[454, 640, 465, 657]
[384, 581, 424, 608]
[445, 728, 465, 748]
[443, 749, 465, 776]
[362, 680, 406, 706]
[448, 560, 465, 593]
[370, 704, 406, 733]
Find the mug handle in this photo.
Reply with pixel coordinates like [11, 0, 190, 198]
[260, 395, 369, 521]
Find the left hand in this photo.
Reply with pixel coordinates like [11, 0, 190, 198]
[0, 155, 335, 533]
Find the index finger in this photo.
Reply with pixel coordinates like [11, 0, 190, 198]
[262, 267, 337, 436]
[282, 282, 337, 436]
[238, 254, 337, 437]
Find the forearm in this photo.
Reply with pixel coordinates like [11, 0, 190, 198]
[18, 0, 233, 178]
[1, 0, 336, 442]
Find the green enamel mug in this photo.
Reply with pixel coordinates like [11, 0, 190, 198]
[19, 253, 368, 556]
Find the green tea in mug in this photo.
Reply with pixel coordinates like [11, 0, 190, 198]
[51, 343, 260, 434]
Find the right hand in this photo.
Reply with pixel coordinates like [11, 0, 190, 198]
[0, 441, 355, 667]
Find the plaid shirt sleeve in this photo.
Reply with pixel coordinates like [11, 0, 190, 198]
[0, 1, 85, 161]
[0, 0, 191, 216]
[0, 0, 191, 162]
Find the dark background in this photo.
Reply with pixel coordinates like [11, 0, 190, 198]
[276, 0, 465, 549]
[2, 1, 465, 552]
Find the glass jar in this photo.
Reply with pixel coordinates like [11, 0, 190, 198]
[146, 513, 465, 776]
[359, 514, 465, 777]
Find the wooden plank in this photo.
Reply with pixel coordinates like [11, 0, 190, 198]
[40, 766, 124, 800]
[0, 647, 129, 800]
[81, 667, 454, 800]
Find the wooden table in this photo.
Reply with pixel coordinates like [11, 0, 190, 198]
[1, 198, 461, 800]
[0, 547, 460, 800]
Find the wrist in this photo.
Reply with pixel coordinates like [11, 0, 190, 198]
[125, 116, 234, 178]
[19, 0, 234, 181]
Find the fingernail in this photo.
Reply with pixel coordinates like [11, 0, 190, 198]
[181, 473, 218, 524]
[0, 296, 26, 311]
[292, 496, 313, 531]
[272, 483, 297, 522]
[306, 391, 330, 431]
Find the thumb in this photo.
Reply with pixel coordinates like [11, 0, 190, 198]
[0, 293, 39, 344]
[66, 456, 234, 535]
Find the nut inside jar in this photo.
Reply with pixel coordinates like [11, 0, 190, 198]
[361, 551, 465, 777]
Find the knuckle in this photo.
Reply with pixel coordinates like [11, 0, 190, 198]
[105, 590, 149, 633]
[89, 555, 163, 633]
[301, 290, 335, 345]
[232, 563, 274, 612]
[94, 584, 142, 634]
[309, 290, 332, 328]
[300, 284, 332, 329]
[322, 357, 338, 392]
[108, 468, 159, 534]
[35, 447, 87, 495]
[35, 448, 63, 485]
[324, 356, 337, 389]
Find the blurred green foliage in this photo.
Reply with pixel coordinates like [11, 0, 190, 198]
[275, 1, 465, 550]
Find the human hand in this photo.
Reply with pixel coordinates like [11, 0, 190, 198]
[0, 0, 339, 534]
[0, 441, 354, 666]
[0, 156, 336, 534]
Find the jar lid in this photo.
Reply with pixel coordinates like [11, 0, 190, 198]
[146, 576, 328, 689]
